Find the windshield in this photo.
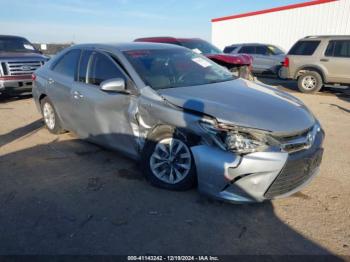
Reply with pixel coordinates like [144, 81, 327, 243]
[0, 37, 38, 53]
[124, 49, 235, 90]
[179, 40, 223, 55]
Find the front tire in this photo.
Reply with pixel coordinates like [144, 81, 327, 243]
[142, 126, 196, 191]
[297, 71, 323, 93]
[40, 97, 64, 134]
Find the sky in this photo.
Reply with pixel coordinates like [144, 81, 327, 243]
[0, 0, 309, 43]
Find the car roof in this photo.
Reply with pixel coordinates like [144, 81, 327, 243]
[72, 42, 186, 52]
[135, 37, 203, 43]
[0, 35, 27, 39]
[228, 43, 274, 47]
[302, 35, 350, 40]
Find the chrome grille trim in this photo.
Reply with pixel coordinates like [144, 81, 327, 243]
[276, 124, 321, 153]
[1, 60, 43, 76]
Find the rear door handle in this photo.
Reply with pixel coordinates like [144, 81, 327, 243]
[320, 58, 329, 62]
[72, 90, 84, 100]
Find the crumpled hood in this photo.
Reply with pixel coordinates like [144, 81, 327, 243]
[0, 52, 47, 61]
[158, 79, 315, 134]
[206, 53, 252, 66]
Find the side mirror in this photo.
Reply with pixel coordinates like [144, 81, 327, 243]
[100, 78, 126, 93]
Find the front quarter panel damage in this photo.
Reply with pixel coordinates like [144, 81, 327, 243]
[134, 87, 215, 151]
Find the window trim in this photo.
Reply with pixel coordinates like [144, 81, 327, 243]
[77, 48, 94, 84]
[324, 40, 335, 57]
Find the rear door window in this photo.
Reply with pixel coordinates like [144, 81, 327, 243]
[238, 46, 256, 54]
[325, 40, 350, 58]
[256, 46, 269, 55]
[289, 41, 320, 56]
[223, 46, 238, 53]
[52, 49, 81, 79]
[87, 52, 126, 86]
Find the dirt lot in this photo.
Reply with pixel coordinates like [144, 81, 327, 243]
[0, 79, 349, 257]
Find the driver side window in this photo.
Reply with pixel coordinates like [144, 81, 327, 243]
[86, 52, 126, 86]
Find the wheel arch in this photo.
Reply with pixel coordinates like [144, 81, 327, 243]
[144, 124, 201, 149]
[294, 65, 327, 83]
[39, 93, 47, 103]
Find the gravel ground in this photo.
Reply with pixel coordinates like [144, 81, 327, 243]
[0, 79, 349, 257]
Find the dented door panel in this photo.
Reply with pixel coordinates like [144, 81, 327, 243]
[70, 82, 139, 158]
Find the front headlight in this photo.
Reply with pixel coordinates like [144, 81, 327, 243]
[224, 132, 267, 154]
[199, 120, 278, 154]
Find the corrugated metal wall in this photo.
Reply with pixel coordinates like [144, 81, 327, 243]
[212, 0, 350, 52]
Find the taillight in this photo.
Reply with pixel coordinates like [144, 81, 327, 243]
[283, 57, 289, 68]
[31, 74, 36, 81]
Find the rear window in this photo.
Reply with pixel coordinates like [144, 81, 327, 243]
[289, 41, 320, 56]
[325, 40, 350, 58]
[223, 46, 238, 54]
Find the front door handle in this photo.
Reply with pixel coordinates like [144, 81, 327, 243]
[48, 78, 55, 84]
[72, 91, 84, 100]
[320, 58, 329, 62]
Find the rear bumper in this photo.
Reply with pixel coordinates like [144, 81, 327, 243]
[191, 130, 324, 203]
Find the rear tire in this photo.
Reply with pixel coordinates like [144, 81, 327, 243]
[141, 126, 196, 191]
[40, 97, 64, 134]
[276, 66, 286, 80]
[297, 71, 323, 93]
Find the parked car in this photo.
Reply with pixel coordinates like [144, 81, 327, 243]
[224, 43, 286, 78]
[0, 35, 48, 95]
[32, 43, 324, 203]
[134, 37, 254, 80]
[283, 35, 350, 93]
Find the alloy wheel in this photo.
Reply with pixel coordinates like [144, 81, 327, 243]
[302, 75, 317, 90]
[43, 102, 55, 130]
[150, 138, 192, 184]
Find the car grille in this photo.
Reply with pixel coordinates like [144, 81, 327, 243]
[1, 61, 43, 76]
[264, 148, 323, 199]
[274, 124, 320, 154]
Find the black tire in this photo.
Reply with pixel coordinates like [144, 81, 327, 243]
[141, 126, 196, 191]
[276, 66, 286, 80]
[297, 71, 323, 93]
[40, 97, 64, 134]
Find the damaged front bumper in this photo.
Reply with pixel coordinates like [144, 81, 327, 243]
[191, 130, 324, 203]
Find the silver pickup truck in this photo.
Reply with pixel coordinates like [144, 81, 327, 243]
[0, 35, 48, 95]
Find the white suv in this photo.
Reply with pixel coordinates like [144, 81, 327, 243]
[283, 35, 350, 93]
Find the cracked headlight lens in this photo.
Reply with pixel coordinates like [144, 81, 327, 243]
[224, 132, 266, 154]
[199, 120, 276, 154]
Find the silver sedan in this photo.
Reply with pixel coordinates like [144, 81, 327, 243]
[32, 43, 324, 203]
